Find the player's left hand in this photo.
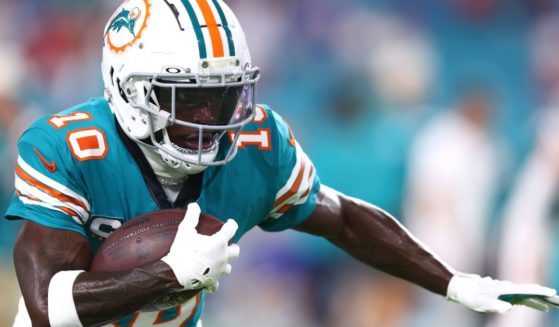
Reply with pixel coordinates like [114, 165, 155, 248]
[161, 203, 240, 293]
[446, 273, 558, 313]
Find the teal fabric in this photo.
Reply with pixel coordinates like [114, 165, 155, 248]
[5, 98, 320, 326]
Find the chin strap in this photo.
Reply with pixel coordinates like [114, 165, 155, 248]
[158, 144, 210, 175]
[158, 148, 181, 169]
[136, 140, 209, 182]
[137, 141, 191, 180]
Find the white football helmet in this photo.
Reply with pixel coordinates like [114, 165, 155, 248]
[102, 0, 259, 174]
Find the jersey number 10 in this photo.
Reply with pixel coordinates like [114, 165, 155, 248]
[48, 112, 108, 161]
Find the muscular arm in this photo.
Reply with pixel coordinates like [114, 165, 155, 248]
[14, 220, 183, 327]
[294, 185, 453, 295]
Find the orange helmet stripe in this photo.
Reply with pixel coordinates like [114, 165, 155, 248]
[196, 0, 224, 57]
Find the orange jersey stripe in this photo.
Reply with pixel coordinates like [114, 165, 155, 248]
[59, 207, 84, 224]
[296, 165, 314, 201]
[15, 165, 88, 214]
[197, 0, 224, 57]
[277, 203, 293, 213]
[300, 184, 312, 199]
[154, 304, 182, 324]
[16, 188, 83, 223]
[180, 294, 201, 327]
[273, 158, 307, 208]
[15, 189, 41, 202]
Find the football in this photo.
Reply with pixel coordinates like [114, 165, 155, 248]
[90, 208, 224, 311]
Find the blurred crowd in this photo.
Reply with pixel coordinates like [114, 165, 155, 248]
[2, 0, 559, 326]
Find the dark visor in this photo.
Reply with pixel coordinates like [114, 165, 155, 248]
[154, 84, 251, 126]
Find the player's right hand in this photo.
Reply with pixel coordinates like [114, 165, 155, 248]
[446, 273, 557, 313]
[161, 202, 240, 293]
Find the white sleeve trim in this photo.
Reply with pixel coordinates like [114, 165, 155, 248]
[269, 142, 316, 219]
[18, 156, 90, 211]
[15, 176, 88, 224]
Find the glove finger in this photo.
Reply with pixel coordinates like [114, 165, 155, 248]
[477, 297, 512, 313]
[500, 283, 556, 298]
[216, 219, 238, 241]
[218, 264, 232, 277]
[489, 301, 513, 314]
[179, 203, 201, 232]
[227, 244, 240, 260]
[516, 298, 550, 312]
[190, 279, 202, 289]
[206, 280, 219, 293]
[542, 295, 559, 309]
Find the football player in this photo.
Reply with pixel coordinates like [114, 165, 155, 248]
[5, 0, 558, 326]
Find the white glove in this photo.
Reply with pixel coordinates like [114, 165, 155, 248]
[446, 273, 558, 313]
[161, 203, 240, 293]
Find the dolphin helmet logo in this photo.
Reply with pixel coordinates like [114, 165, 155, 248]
[105, 7, 141, 37]
[105, 0, 151, 53]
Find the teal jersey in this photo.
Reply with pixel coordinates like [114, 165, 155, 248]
[6, 98, 320, 327]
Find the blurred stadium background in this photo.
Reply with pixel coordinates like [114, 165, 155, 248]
[2, 0, 559, 326]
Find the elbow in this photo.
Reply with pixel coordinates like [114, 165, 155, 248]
[18, 296, 50, 327]
[14, 267, 49, 325]
[13, 255, 52, 327]
[328, 194, 358, 247]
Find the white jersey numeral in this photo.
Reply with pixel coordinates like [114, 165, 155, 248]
[230, 106, 272, 150]
[252, 105, 268, 123]
[89, 217, 122, 239]
[233, 128, 272, 150]
[67, 128, 108, 161]
[48, 112, 92, 129]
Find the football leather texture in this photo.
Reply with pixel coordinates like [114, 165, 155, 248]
[90, 208, 224, 311]
[90, 208, 223, 272]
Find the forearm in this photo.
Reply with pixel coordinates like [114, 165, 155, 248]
[13, 221, 184, 327]
[16, 204, 236, 326]
[296, 186, 454, 295]
[74, 261, 182, 326]
[331, 195, 453, 295]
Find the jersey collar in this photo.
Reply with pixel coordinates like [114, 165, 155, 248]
[115, 119, 203, 209]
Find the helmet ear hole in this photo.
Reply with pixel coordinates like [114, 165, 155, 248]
[109, 66, 115, 86]
[154, 130, 164, 143]
[144, 85, 159, 107]
[117, 78, 129, 104]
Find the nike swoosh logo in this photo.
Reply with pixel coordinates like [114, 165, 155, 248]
[33, 147, 56, 173]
